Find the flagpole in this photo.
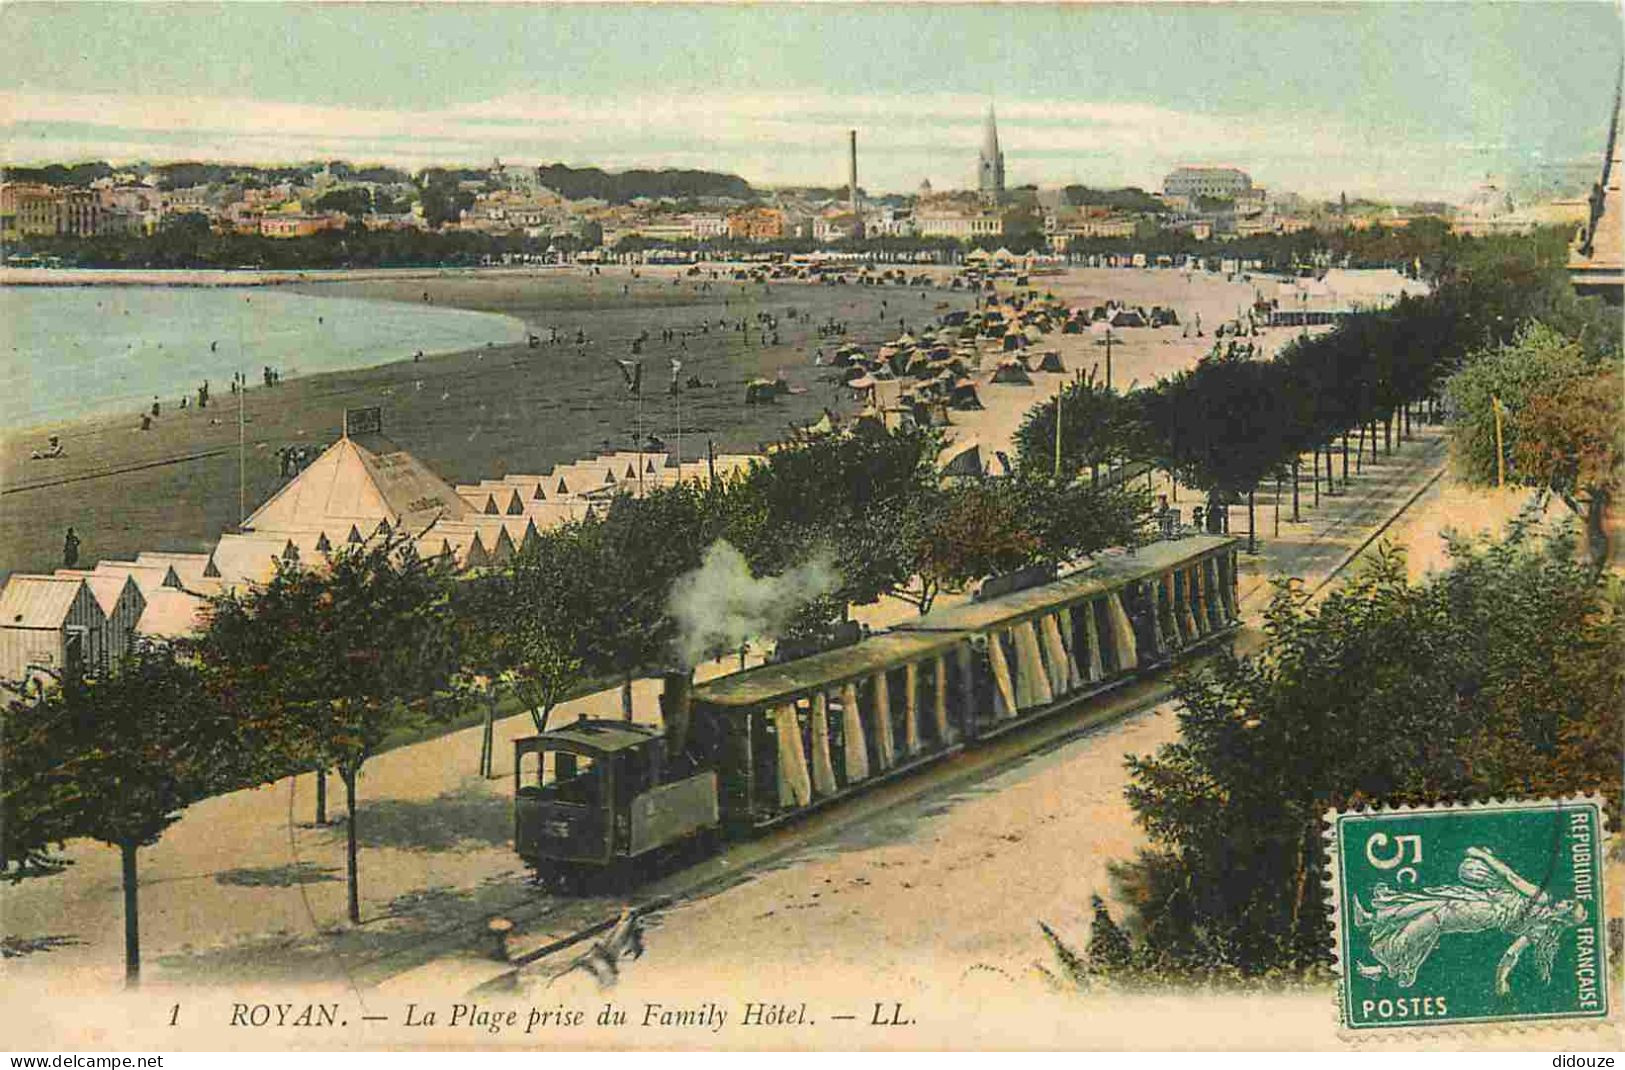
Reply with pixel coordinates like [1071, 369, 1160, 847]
[238, 368, 245, 524]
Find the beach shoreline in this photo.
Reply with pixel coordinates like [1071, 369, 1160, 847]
[0, 265, 977, 577]
[0, 263, 580, 288]
[0, 263, 1323, 580]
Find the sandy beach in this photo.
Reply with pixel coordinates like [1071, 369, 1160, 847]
[0, 263, 1276, 580]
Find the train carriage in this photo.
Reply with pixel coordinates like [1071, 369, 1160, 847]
[514, 535, 1241, 879]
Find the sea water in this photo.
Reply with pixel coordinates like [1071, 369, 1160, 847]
[1, 286, 527, 430]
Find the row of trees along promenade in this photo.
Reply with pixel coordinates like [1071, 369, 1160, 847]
[4, 226, 1619, 985]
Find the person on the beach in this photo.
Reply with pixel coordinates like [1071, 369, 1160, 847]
[62, 527, 80, 569]
[151, 397, 161, 418]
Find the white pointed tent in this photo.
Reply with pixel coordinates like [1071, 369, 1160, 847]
[242, 427, 472, 540]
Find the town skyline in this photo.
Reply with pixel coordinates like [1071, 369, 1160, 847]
[4, 3, 1620, 202]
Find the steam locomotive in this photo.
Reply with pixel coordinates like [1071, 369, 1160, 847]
[514, 536, 1241, 886]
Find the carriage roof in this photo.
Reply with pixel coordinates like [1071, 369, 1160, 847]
[518, 716, 663, 756]
[692, 535, 1238, 710]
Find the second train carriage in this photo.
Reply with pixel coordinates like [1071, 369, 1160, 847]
[514, 535, 1241, 877]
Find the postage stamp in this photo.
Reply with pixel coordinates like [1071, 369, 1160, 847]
[1326, 796, 1612, 1032]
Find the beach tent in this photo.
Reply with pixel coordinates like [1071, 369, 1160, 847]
[92, 560, 184, 597]
[939, 440, 984, 478]
[134, 551, 220, 585]
[1108, 308, 1147, 328]
[1037, 350, 1066, 373]
[745, 379, 780, 404]
[992, 360, 1034, 385]
[1001, 333, 1026, 352]
[500, 475, 550, 502]
[243, 424, 472, 539]
[949, 379, 985, 410]
[457, 488, 498, 514]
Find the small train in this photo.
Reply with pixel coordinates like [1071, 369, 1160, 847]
[514, 535, 1241, 884]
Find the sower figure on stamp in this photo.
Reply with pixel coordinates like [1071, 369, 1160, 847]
[1354, 846, 1587, 994]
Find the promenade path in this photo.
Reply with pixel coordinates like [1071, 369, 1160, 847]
[1, 421, 1456, 1003]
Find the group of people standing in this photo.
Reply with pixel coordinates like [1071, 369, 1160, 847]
[276, 444, 320, 479]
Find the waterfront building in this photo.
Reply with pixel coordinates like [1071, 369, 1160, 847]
[4, 184, 104, 237]
[1162, 166, 1254, 202]
[915, 206, 1003, 241]
[726, 206, 787, 241]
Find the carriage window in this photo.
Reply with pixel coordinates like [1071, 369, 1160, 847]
[542, 751, 596, 787]
[518, 748, 543, 791]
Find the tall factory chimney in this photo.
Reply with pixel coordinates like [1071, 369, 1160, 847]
[848, 129, 864, 239]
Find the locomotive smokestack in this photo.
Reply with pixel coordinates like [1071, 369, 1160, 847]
[660, 669, 695, 761]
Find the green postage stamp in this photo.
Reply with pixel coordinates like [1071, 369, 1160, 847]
[1326, 797, 1612, 1032]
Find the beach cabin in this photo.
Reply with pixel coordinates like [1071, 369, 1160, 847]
[92, 561, 183, 598]
[0, 575, 108, 687]
[55, 570, 145, 668]
[135, 588, 210, 641]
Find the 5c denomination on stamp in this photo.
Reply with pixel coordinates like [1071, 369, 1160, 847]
[1326, 796, 1611, 1031]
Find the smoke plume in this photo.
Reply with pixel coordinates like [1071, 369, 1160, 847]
[668, 541, 840, 668]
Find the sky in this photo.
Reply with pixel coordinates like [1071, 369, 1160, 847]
[2, 2, 1621, 202]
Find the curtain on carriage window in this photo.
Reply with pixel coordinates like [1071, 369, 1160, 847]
[1055, 608, 1084, 690]
[771, 704, 813, 808]
[1176, 570, 1199, 641]
[1043, 611, 1081, 693]
[1081, 601, 1105, 682]
[1012, 620, 1054, 709]
[903, 662, 921, 756]
[1106, 591, 1139, 670]
[840, 681, 869, 783]
[809, 691, 838, 796]
[871, 672, 897, 769]
[987, 629, 1019, 719]
[933, 654, 952, 743]
[1189, 565, 1210, 636]
[1162, 572, 1180, 645]
[1217, 553, 1238, 620]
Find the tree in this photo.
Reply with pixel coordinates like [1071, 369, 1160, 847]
[1117, 520, 1623, 978]
[1135, 351, 1290, 532]
[1444, 322, 1618, 569]
[727, 423, 945, 615]
[1, 641, 263, 983]
[195, 536, 462, 925]
[311, 187, 373, 218]
[1511, 369, 1623, 571]
[454, 524, 604, 771]
[1010, 474, 1150, 565]
[1013, 373, 1135, 481]
[585, 481, 723, 707]
[894, 478, 1038, 614]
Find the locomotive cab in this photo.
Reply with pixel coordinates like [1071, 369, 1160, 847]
[514, 717, 719, 875]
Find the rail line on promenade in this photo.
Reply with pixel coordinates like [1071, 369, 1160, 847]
[336, 431, 1451, 995]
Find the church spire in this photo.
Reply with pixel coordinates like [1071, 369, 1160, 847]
[977, 103, 1005, 200]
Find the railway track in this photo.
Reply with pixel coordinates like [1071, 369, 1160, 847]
[347, 431, 1451, 995]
